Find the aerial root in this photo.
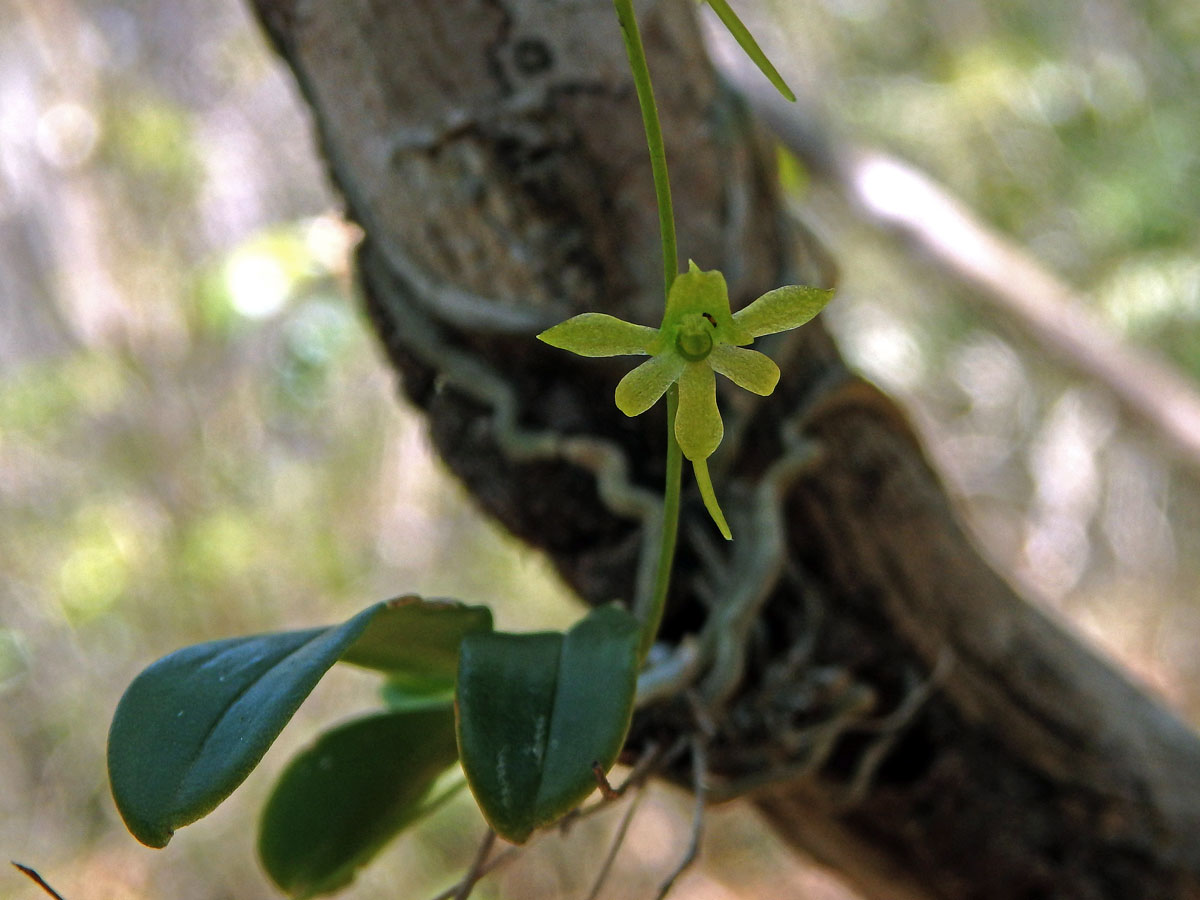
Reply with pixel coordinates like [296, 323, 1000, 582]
[842, 647, 954, 807]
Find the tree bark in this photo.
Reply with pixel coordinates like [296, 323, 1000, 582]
[247, 1, 1200, 897]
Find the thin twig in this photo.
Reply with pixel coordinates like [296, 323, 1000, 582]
[11, 863, 68, 900]
[582, 782, 649, 900]
[569, 740, 678, 827]
[592, 761, 624, 801]
[446, 829, 496, 900]
[425, 745, 677, 900]
[425, 843, 521, 900]
[655, 738, 708, 900]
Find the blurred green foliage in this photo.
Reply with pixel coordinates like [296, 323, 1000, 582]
[777, 0, 1200, 376]
[769, 0, 1200, 730]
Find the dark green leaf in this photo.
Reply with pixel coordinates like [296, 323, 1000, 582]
[456, 605, 640, 843]
[342, 595, 492, 688]
[380, 676, 455, 712]
[259, 707, 461, 898]
[108, 596, 491, 848]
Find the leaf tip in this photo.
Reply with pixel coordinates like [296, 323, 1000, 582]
[127, 819, 174, 850]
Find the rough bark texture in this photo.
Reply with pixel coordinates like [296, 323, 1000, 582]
[248, 1, 1200, 897]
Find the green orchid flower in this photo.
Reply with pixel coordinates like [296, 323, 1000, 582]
[538, 261, 832, 538]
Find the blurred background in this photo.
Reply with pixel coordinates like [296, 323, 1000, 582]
[0, 0, 1197, 897]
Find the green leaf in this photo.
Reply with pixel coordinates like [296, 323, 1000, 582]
[342, 595, 493, 691]
[259, 708, 461, 898]
[362, 596, 492, 711]
[704, 0, 796, 102]
[456, 605, 641, 843]
[380, 676, 455, 712]
[732, 284, 834, 338]
[537, 313, 657, 357]
[108, 597, 490, 848]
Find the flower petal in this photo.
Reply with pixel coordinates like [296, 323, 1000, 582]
[692, 457, 732, 540]
[675, 363, 723, 461]
[732, 285, 834, 338]
[708, 345, 780, 396]
[614, 353, 685, 417]
[538, 313, 657, 357]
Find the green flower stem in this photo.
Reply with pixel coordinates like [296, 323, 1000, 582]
[612, 0, 684, 661]
[638, 385, 683, 662]
[613, 0, 678, 298]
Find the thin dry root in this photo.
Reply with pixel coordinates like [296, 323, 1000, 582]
[842, 648, 954, 807]
[583, 780, 649, 900]
[655, 737, 709, 900]
[12, 863, 68, 900]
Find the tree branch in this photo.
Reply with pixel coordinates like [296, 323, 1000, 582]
[247, 0, 1200, 896]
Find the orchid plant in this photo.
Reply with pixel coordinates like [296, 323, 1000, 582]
[103, 1, 833, 897]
